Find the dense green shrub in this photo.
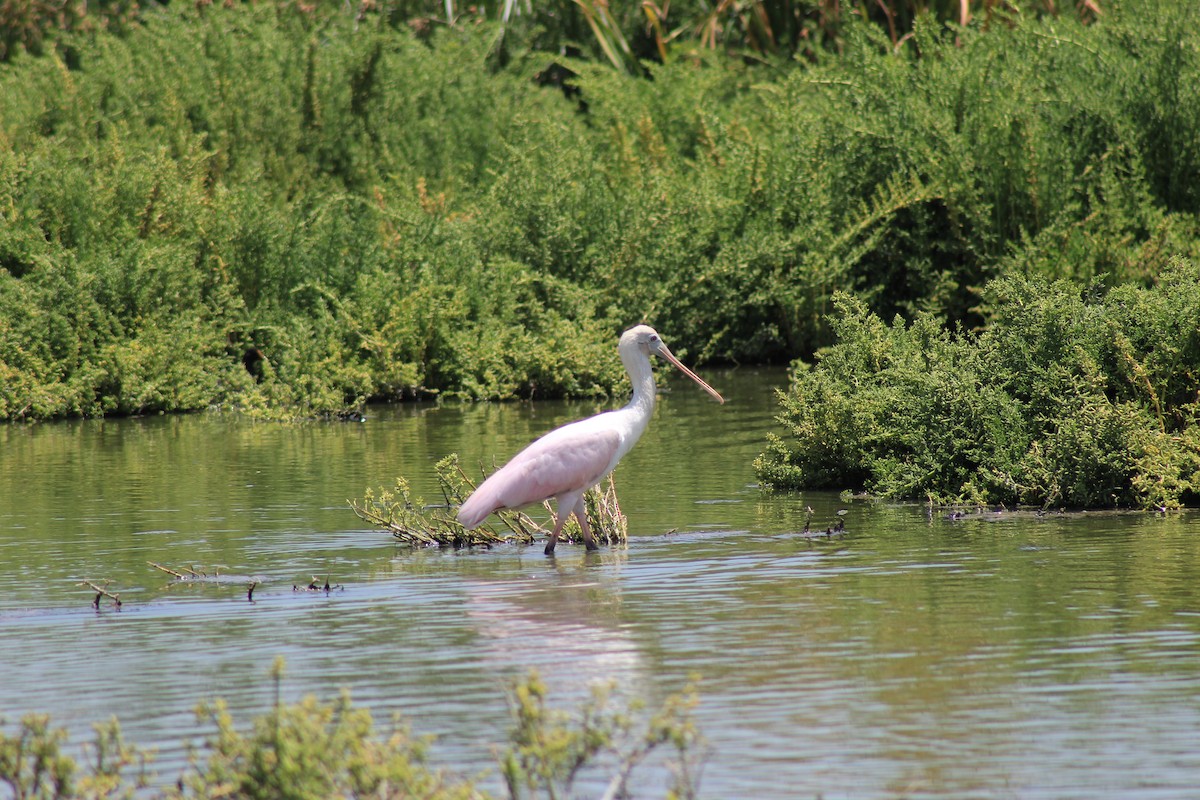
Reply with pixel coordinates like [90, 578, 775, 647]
[1, 1, 1199, 420]
[755, 259, 1200, 509]
[0, 0, 1103, 67]
[0, 5, 626, 417]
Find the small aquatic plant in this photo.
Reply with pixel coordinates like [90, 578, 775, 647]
[350, 454, 627, 548]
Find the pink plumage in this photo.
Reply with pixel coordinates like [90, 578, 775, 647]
[456, 325, 723, 555]
[457, 424, 621, 529]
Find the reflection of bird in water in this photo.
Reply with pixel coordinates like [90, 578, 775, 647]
[458, 326, 723, 555]
[463, 572, 644, 691]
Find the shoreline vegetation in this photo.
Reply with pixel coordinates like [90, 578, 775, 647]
[2, 0, 1198, 508]
[755, 260, 1200, 510]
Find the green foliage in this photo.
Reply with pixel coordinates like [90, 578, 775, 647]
[0, 714, 76, 799]
[0, 0, 1103, 66]
[2, 1, 1200, 420]
[0, 4, 622, 418]
[0, 659, 702, 800]
[499, 670, 702, 800]
[756, 260, 1200, 510]
[0, 714, 150, 800]
[175, 660, 474, 800]
[0, 0, 140, 62]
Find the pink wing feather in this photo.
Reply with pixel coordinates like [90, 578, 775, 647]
[457, 424, 622, 529]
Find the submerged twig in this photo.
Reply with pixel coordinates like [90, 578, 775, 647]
[148, 561, 187, 579]
[294, 576, 343, 593]
[151, 562, 264, 603]
[149, 562, 230, 580]
[79, 580, 122, 609]
[799, 513, 846, 541]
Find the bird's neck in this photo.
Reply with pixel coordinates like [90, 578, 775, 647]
[627, 369, 657, 416]
[604, 348, 657, 463]
[622, 356, 658, 434]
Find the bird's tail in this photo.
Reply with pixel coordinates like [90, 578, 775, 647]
[456, 491, 495, 530]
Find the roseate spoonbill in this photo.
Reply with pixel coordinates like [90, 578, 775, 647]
[457, 325, 724, 555]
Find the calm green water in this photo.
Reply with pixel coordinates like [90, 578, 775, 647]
[3, 367, 1200, 798]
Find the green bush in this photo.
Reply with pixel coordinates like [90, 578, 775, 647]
[0, 5, 623, 417]
[755, 259, 1200, 509]
[0, 1, 1105, 67]
[2, 1, 1200, 420]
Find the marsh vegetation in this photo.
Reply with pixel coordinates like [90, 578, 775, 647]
[1, 2, 1197, 496]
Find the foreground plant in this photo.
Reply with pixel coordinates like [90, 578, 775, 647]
[756, 260, 1200, 510]
[500, 671, 703, 800]
[0, 714, 151, 800]
[0, 659, 701, 800]
[172, 658, 476, 800]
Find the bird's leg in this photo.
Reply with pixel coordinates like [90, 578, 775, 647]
[573, 496, 598, 551]
[544, 508, 570, 556]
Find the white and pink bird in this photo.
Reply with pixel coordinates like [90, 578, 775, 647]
[457, 325, 724, 555]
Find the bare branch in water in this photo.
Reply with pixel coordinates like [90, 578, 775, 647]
[148, 561, 187, 578]
[79, 579, 122, 609]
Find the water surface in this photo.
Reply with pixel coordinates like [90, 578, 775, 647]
[2, 367, 1199, 798]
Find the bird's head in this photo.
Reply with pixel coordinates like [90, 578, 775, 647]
[620, 325, 724, 403]
[621, 324, 666, 357]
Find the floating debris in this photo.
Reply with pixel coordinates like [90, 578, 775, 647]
[148, 562, 218, 580]
[294, 576, 343, 593]
[351, 453, 627, 549]
[150, 562, 268, 604]
[935, 505, 1139, 523]
[798, 506, 848, 541]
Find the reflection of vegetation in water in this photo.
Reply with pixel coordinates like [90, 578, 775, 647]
[351, 454, 628, 548]
[757, 260, 1200, 510]
[0, 658, 701, 800]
